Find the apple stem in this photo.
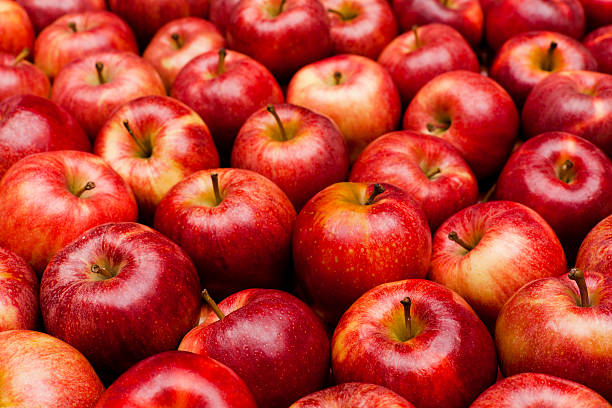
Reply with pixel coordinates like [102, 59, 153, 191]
[568, 268, 590, 307]
[217, 48, 227, 75]
[91, 264, 113, 279]
[400, 297, 412, 340]
[202, 289, 225, 320]
[559, 159, 574, 183]
[12, 48, 29, 66]
[425, 167, 440, 179]
[448, 231, 473, 251]
[412, 25, 421, 48]
[95, 61, 105, 84]
[75, 181, 96, 197]
[68, 22, 77, 32]
[266, 105, 287, 141]
[171, 33, 184, 48]
[122, 120, 151, 156]
[365, 184, 385, 205]
[480, 183, 496, 203]
[333, 71, 343, 85]
[211, 173, 222, 205]
[543, 41, 558, 72]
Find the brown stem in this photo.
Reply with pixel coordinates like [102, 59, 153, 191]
[412, 25, 421, 48]
[171, 33, 184, 48]
[91, 264, 113, 279]
[448, 231, 473, 251]
[12, 48, 29, 66]
[559, 159, 574, 183]
[211, 173, 222, 205]
[266, 105, 287, 141]
[365, 184, 385, 205]
[217, 48, 227, 75]
[568, 268, 589, 307]
[543, 41, 558, 72]
[68, 22, 77, 32]
[333, 71, 343, 85]
[75, 181, 96, 197]
[122, 120, 151, 156]
[202, 289, 225, 320]
[480, 183, 496, 203]
[425, 167, 440, 179]
[95, 61, 105, 84]
[400, 297, 412, 339]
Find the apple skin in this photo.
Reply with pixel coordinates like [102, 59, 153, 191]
[576, 214, 612, 275]
[34, 10, 139, 81]
[231, 103, 349, 210]
[41, 222, 201, 377]
[52, 51, 166, 141]
[154, 168, 296, 297]
[209, 0, 241, 35]
[323, 0, 397, 60]
[392, 0, 483, 47]
[0, 330, 104, 408]
[495, 271, 612, 401]
[583, 25, 612, 75]
[428, 200, 567, 329]
[0, 51, 50, 102]
[290, 383, 416, 408]
[349, 130, 478, 230]
[581, 0, 612, 29]
[287, 54, 401, 163]
[94, 95, 219, 223]
[378, 23, 480, 106]
[332, 279, 497, 408]
[0, 150, 138, 275]
[179, 288, 330, 408]
[403, 70, 519, 180]
[495, 131, 612, 260]
[293, 182, 431, 324]
[16, 0, 106, 33]
[0, 0, 34, 56]
[0, 247, 38, 331]
[143, 17, 225, 90]
[491, 31, 598, 106]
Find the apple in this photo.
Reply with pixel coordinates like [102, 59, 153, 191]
[0, 0, 34, 56]
[349, 130, 478, 230]
[179, 288, 330, 408]
[581, 0, 612, 29]
[16, 0, 106, 33]
[0, 150, 138, 275]
[0, 330, 104, 408]
[231, 103, 349, 210]
[34, 10, 139, 80]
[287, 54, 401, 163]
[576, 214, 612, 275]
[403, 70, 519, 179]
[0, 49, 50, 102]
[490, 31, 598, 106]
[154, 168, 296, 297]
[496, 269, 612, 401]
[290, 383, 415, 407]
[52, 51, 166, 141]
[378, 23, 480, 106]
[583, 25, 612, 75]
[143, 17, 225, 90]
[94, 95, 219, 223]
[209, 0, 241, 35]
[332, 279, 497, 408]
[0, 248, 38, 331]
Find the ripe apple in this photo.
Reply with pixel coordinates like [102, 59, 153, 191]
[576, 214, 612, 275]
[0, 0, 34, 56]
[496, 269, 612, 400]
[0, 49, 50, 102]
[0, 248, 38, 331]
[581, 0, 612, 29]
[0, 150, 138, 275]
[15, 0, 106, 33]
[0, 330, 104, 408]
[332, 279, 497, 408]
[583, 25, 612, 74]
[290, 383, 415, 407]
[209, 0, 241, 35]
[231, 103, 349, 210]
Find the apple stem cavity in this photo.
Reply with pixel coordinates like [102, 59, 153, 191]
[12, 48, 29, 66]
[543, 42, 558, 72]
[202, 289, 225, 320]
[559, 159, 574, 183]
[211, 173, 222, 205]
[480, 183, 496, 203]
[412, 25, 421, 48]
[266, 105, 288, 141]
[217, 48, 227, 75]
[448, 231, 473, 251]
[122, 120, 152, 157]
[171, 33, 184, 49]
[568, 268, 590, 307]
[75, 181, 96, 197]
[95, 61, 105, 84]
[365, 184, 385, 205]
[333, 71, 343, 85]
[68, 22, 77, 32]
[401, 297, 412, 340]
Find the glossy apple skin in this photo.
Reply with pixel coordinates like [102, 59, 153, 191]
[293, 182, 431, 323]
[154, 168, 296, 297]
[0, 248, 38, 331]
[392, 0, 483, 46]
[209, 0, 241, 35]
[496, 132, 612, 260]
[227, 0, 332, 81]
[231, 103, 349, 210]
[41, 222, 201, 377]
[583, 25, 612, 74]
[94, 95, 219, 222]
[429, 201, 567, 328]
[0, 150, 138, 275]
[143, 17, 225, 90]
[95, 351, 257, 408]
[0, 52, 50, 102]
[172, 49, 284, 160]
[491, 31, 598, 106]
[290, 383, 416, 408]
[0, 330, 104, 408]
[403, 70, 519, 179]
[576, 215, 612, 275]
[0, 94, 90, 178]
[179, 288, 330, 408]
[34, 11, 139, 80]
[495, 272, 612, 401]
[16, 0, 106, 33]
[486, 0, 586, 50]
[287, 54, 401, 163]
[581, 0, 612, 29]
[332, 279, 497, 408]
[0, 0, 34, 56]
[323, 0, 397, 60]
[378, 23, 479, 106]
[350, 131, 478, 230]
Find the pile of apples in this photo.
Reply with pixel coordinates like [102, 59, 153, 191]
[1, 0, 611, 407]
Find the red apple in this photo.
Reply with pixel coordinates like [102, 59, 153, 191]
[583, 25, 612, 74]
[231, 103, 349, 210]
[94, 95, 219, 223]
[403, 70, 519, 179]
[290, 383, 416, 407]
[378, 23, 480, 106]
[496, 269, 612, 400]
[52, 51, 166, 141]
[349, 130, 478, 230]
[16, 0, 106, 33]
[179, 288, 330, 408]
[0, 49, 50, 102]
[287, 54, 401, 162]
[143, 17, 225, 90]
[209, 0, 241, 35]
[581, 0, 612, 29]
[0, 94, 90, 179]
[34, 10, 139, 80]
[332, 279, 497, 408]
[576, 214, 612, 275]
[0, 248, 38, 331]
[0, 330, 104, 408]
[0, 150, 138, 275]
[41, 222, 201, 377]
[0, 0, 34, 56]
